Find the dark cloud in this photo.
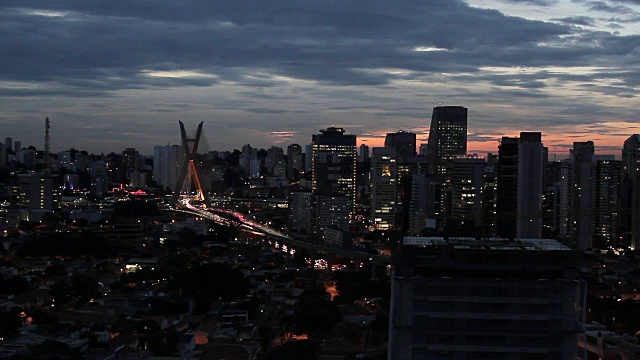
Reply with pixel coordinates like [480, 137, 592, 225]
[0, 1, 638, 153]
[499, 0, 558, 5]
[553, 16, 598, 25]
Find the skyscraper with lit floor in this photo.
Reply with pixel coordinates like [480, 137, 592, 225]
[311, 127, 357, 240]
[425, 106, 467, 218]
[311, 127, 357, 209]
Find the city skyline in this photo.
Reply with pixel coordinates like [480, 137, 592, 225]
[1, 1, 639, 155]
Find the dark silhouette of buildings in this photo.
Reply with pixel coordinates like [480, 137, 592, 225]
[496, 136, 518, 238]
[385, 131, 416, 159]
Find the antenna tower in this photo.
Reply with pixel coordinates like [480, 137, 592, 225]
[44, 117, 50, 168]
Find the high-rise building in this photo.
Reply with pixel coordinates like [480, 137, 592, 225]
[288, 191, 313, 234]
[122, 148, 140, 174]
[91, 159, 108, 197]
[305, 144, 313, 173]
[311, 127, 357, 211]
[13, 141, 21, 152]
[314, 194, 350, 242]
[0, 143, 6, 168]
[385, 131, 416, 159]
[14, 174, 58, 210]
[517, 132, 544, 239]
[569, 141, 595, 250]
[389, 238, 583, 360]
[622, 135, 640, 249]
[358, 144, 370, 163]
[153, 145, 181, 190]
[370, 147, 398, 230]
[286, 144, 303, 179]
[267, 146, 284, 176]
[542, 161, 563, 238]
[4, 137, 12, 152]
[408, 173, 435, 235]
[426, 106, 467, 177]
[496, 137, 519, 238]
[425, 106, 467, 219]
[451, 155, 486, 227]
[396, 156, 430, 231]
[592, 159, 621, 247]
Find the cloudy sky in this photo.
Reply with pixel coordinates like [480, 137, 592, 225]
[1, 0, 639, 156]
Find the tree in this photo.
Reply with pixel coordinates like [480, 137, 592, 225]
[168, 263, 249, 314]
[263, 340, 320, 360]
[50, 282, 73, 305]
[292, 287, 342, 339]
[0, 310, 22, 338]
[28, 340, 82, 360]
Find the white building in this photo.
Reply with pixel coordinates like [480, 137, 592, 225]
[153, 145, 181, 190]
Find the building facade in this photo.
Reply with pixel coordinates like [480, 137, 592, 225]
[389, 238, 583, 360]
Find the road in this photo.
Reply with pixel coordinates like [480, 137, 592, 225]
[175, 201, 390, 262]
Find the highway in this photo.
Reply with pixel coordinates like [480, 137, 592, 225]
[175, 201, 390, 262]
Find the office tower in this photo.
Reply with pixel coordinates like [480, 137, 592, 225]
[267, 146, 284, 176]
[358, 144, 370, 163]
[569, 141, 595, 250]
[385, 131, 416, 159]
[389, 238, 583, 360]
[311, 127, 357, 211]
[517, 132, 544, 239]
[153, 145, 181, 190]
[592, 159, 621, 247]
[15, 174, 58, 210]
[288, 191, 313, 234]
[622, 135, 640, 249]
[451, 155, 486, 227]
[13, 141, 21, 152]
[370, 147, 398, 230]
[496, 137, 519, 238]
[286, 144, 303, 179]
[314, 194, 350, 242]
[4, 137, 12, 152]
[425, 106, 467, 176]
[425, 106, 467, 219]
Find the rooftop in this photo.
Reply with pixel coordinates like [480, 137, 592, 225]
[403, 236, 572, 252]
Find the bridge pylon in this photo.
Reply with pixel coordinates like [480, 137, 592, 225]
[172, 121, 209, 207]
